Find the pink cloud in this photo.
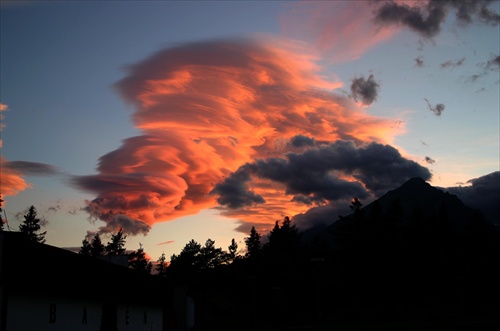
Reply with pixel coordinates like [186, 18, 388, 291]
[279, 1, 400, 63]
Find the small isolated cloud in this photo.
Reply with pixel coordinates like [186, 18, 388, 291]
[425, 156, 435, 164]
[350, 74, 380, 105]
[374, 0, 500, 39]
[424, 98, 445, 116]
[158, 240, 175, 246]
[440, 57, 466, 69]
[414, 56, 425, 67]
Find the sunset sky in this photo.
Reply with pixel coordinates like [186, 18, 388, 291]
[1, 0, 499, 261]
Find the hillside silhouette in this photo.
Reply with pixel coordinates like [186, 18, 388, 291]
[168, 177, 500, 329]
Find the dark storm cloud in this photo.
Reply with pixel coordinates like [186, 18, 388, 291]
[425, 156, 436, 164]
[374, 0, 500, 39]
[289, 135, 316, 147]
[4, 161, 61, 176]
[212, 140, 431, 209]
[210, 165, 265, 209]
[350, 74, 380, 105]
[446, 171, 500, 225]
[424, 98, 445, 116]
[440, 57, 466, 69]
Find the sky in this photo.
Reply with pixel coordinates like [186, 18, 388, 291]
[1, 0, 499, 261]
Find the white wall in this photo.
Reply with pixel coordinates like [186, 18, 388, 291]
[116, 304, 163, 331]
[6, 293, 101, 331]
[5, 293, 163, 331]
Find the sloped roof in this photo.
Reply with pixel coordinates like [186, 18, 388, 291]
[0, 231, 170, 305]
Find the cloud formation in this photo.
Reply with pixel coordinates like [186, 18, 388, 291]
[1, 104, 61, 198]
[350, 74, 380, 105]
[440, 57, 466, 69]
[446, 171, 500, 226]
[374, 0, 500, 39]
[425, 156, 436, 164]
[211, 140, 431, 231]
[71, 38, 406, 235]
[279, 1, 399, 63]
[3, 161, 61, 176]
[424, 98, 445, 116]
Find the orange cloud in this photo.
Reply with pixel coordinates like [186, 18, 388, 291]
[1, 104, 30, 198]
[279, 1, 400, 63]
[0, 157, 32, 197]
[73, 38, 403, 235]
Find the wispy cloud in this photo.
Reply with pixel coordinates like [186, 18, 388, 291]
[279, 1, 399, 63]
[158, 240, 175, 246]
[440, 57, 466, 69]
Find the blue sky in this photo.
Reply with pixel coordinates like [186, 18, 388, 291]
[1, 0, 499, 261]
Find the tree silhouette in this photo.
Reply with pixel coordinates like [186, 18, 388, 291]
[227, 238, 238, 263]
[19, 205, 46, 243]
[200, 239, 225, 270]
[105, 228, 127, 255]
[244, 226, 261, 259]
[89, 233, 106, 257]
[155, 252, 168, 277]
[0, 197, 4, 231]
[128, 243, 152, 274]
[266, 216, 300, 255]
[169, 239, 202, 277]
[79, 238, 93, 256]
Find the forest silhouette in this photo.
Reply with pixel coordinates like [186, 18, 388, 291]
[156, 177, 500, 329]
[2, 177, 499, 330]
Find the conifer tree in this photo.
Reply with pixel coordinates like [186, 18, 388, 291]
[19, 205, 46, 243]
[105, 228, 127, 255]
[155, 252, 168, 277]
[90, 233, 106, 257]
[129, 243, 152, 274]
[245, 226, 261, 259]
[228, 238, 238, 262]
[200, 239, 224, 269]
[79, 238, 92, 256]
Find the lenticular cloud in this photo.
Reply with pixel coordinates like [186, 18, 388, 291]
[72, 38, 404, 235]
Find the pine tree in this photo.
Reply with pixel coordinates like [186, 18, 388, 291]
[245, 226, 261, 259]
[79, 238, 92, 256]
[90, 233, 106, 257]
[200, 239, 224, 269]
[19, 205, 46, 243]
[105, 228, 127, 255]
[228, 238, 238, 262]
[129, 243, 152, 274]
[155, 252, 168, 277]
